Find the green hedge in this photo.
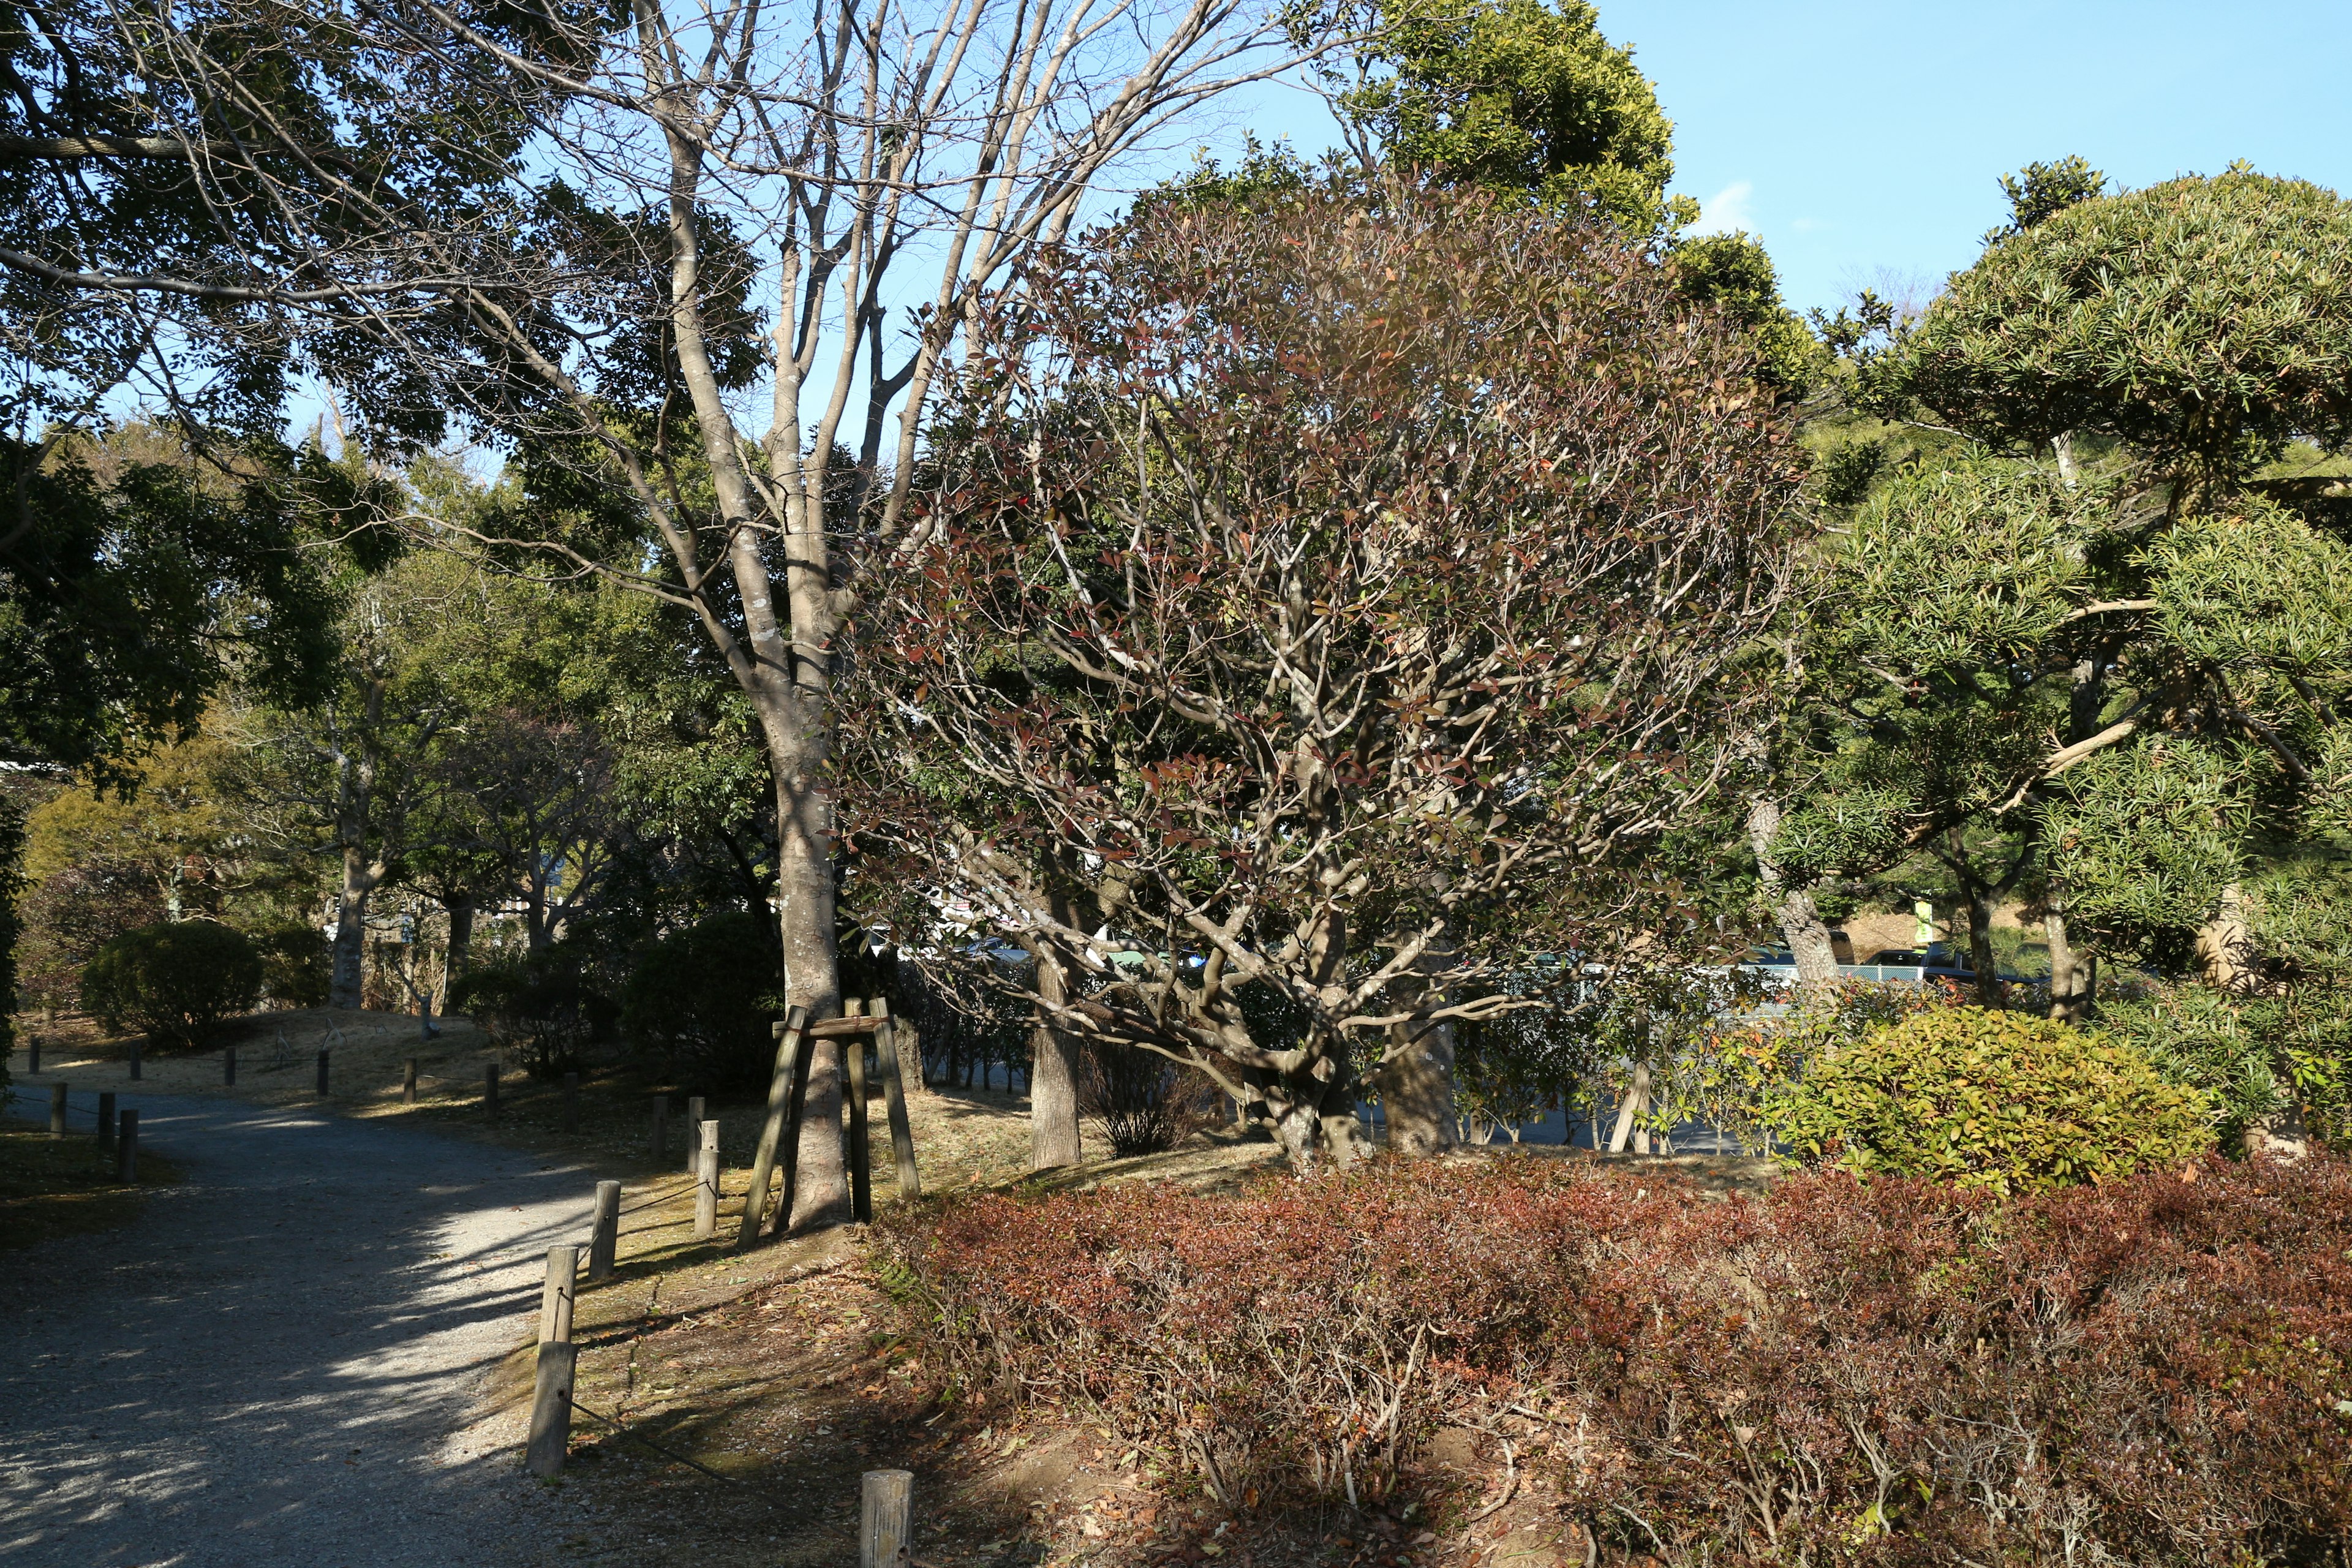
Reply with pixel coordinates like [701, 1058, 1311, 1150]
[1771, 1005, 2212, 1191]
[80, 921, 261, 1051]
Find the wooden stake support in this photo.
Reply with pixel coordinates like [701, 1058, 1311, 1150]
[96, 1091, 115, 1152]
[315, 1049, 330, 1096]
[650, 1095, 668, 1163]
[48, 1082, 66, 1137]
[845, 1000, 873, 1225]
[682, 1096, 704, 1173]
[223, 1046, 236, 1087]
[737, 1005, 810, 1249]
[116, 1108, 138, 1182]
[561, 1071, 581, 1135]
[873, 1000, 922, 1200]
[486, 1063, 501, 1121]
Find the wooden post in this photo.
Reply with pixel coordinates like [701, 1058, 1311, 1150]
[873, 1000, 921, 1200]
[538, 1245, 579, 1344]
[562, 1071, 581, 1135]
[223, 1045, 236, 1086]
[48, 1082, 67, 1137]
[587, 1179, 620, 1280]
[403, 1058, 418, 1105]
[650, 1095, 668, 1163]
[486, 1063, 501, 1121]
[128, 1039, 141, 1081]
[845, 1000, 873, 1225]
[24, 1036, 36, 1076]
[861, 1469, 914, 1568]
[315, 1049, 331, 1096]
[693, 1120, 720, 1240]
[682, 1096, 704, 1173]
[96, 1091, 116, 1152]
[766, 1021, 819, 1243]
[116, 1109, 138, 1182]
[737, 1005, 810, 1249]
[524, 1340, 576, 1479]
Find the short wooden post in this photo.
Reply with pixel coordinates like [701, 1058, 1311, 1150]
[26, 1036, 38, 1075]
[223, 1044, 237, 1086]
[486, 1063, 501, 1121]
[873, 1000, 921, 1200]
[845, 1001, 873, 1224]
[315, 1049, 331, 1096]
[524, 1340, 577, 1478]
[682, 1096, 704, 1172]
[538, 1245, 579, 1344]
[861, 1469, 914, 1568]
[116, 1109, 138, 1182]
[49, 1081, 68, 1137]
[96, 1091, 116, 1152]
[403, 1058, 418, 1105]
[587, 1178, 620, 1280]
[128, 1039, 141, 1081]
[561, 1071, 581, 1134]
[650, 1095, 668, 1163]
[737, 1005, 810, 1249]
[693, 1120, 720, 1240]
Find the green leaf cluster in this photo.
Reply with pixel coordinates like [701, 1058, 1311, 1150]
[1770, 1005, 2214, 1192]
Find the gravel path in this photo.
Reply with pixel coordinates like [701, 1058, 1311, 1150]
[2, 1087, 603, 1567]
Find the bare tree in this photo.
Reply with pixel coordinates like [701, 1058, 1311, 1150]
[854, 184, 1804, 1169]
[2, 0, 1330, 1223]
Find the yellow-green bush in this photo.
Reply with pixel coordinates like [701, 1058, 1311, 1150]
[1770, 1006, 2212, 1191]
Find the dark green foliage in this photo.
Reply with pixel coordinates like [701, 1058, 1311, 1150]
[2101, 982, 2352, 1149]
[0, 437, 340, 784]
[618, 911, 783, 1095]
[1814, 437, 1885, 507]
[247, 924, 330, 1010]
[1771, 1006, 2213, 1191]
[1910, 168, 2352, 491]
[79, 921, 262, 1050]
[1670, 231, 1816, 390]
[450, 940, 617, 1080]
[1988, 154, 2108, 239]
[1330, 0, 1691, 232]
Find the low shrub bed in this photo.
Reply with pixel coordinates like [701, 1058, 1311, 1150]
[884, 1155, 2352, 1564]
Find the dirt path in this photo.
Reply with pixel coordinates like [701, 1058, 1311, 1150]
[0, 1085, 605, 1567]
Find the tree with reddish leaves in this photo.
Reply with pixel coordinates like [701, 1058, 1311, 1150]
[856, 183, 1804, 1169]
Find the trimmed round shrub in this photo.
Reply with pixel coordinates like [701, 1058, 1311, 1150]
[1771, 1005, 2212, 1191]
[619, 912, 783, 1095]
[450, 939, 619, 1080]
[80, 921, 262, 1050]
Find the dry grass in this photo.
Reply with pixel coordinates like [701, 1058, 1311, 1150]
[0, 1114, 182, 1253]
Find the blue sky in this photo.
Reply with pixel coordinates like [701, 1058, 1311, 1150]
[1215, 0, 2352, 315]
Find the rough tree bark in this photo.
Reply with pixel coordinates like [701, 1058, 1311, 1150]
[1746, 798, 1841, 989]
[1027, 950, 1084, 1170]
[327, 678, 390, 1011]
[2044, 904, 2092, 1022]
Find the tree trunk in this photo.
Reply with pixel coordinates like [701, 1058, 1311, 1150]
[1027, 945, 1083, 1170]
[1607, 1060, 1652, 1153]
[1965, 886, 2001, 1005]
[443, 897, 475, 998]
[1746, 799, 1841, 989]
[1378, 1016, 1458, 1156]
[771, 734, 848, 1232]
[2196, 883, 2252, 993]
[329, 847, 372, 1010]
[2045, 907, 2091, 1022]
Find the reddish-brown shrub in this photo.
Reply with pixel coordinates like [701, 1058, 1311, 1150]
[881, 1155, 2352, 1564]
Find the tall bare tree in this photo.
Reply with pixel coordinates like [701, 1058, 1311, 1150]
[2, 0, 1325, 1222]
